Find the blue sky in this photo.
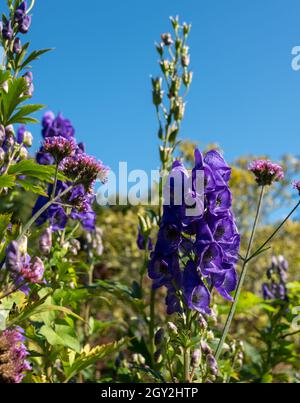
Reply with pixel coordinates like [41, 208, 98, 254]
[26, 0, 300, 174]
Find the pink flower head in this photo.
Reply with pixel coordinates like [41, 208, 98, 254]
[43, 136, 77, 162]
[62, 153, 109, 190]
[293, 181, 300, 195]
[0, 327, 31, 383]
[20, 256, 45, 284]
[249, 160, 284, 186]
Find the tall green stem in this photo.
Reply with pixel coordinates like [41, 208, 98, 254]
[247, 200, 300, 262]
[215, 186, 265, 360]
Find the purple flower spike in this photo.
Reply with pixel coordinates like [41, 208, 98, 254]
[249, 160, 284, 186]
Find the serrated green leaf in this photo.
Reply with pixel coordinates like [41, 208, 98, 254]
[1, 77, 28, 125]
[0, 174, 16, 188]
[7, 104, 45, 125]
[64, 338, 128, 382]
[16, 178, 48, 196]
[20, 48, 53, 70]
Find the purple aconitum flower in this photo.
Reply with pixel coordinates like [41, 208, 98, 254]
[14, 1, 27, 22]
[42, 136, 77, 163]
[14, 2, 31, 34]
[13, 37, 22, 54]
[249, 159, 284, 186]
[18, 14, 31, 34]
[293, 180, 300, 196]
[42, 112, 75, 140]
[148, 149, 240, 315]
[2, 21, 13, 40]
[137, 228, 153, 251]
[0, 327, 31, 383]
[262, 256, 289, 302]
[22, 71, 34, 96]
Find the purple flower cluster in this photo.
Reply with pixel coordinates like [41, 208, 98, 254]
[149, 149, 240, 315]
[5, 241, 45, 294]
[249, 160, 284, 186]
[0, 327, 31, 383]
[43, 136, 77, 163]
[33, 112, 109, 232]
[262, 256, 289, 302]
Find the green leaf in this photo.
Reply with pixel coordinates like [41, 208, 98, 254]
[39, 325, 80, 353]
[8, 160, 69, 183]
[20, 48, 53, 70]
[0, 213, 12, 238]
[0, 174, 16, 188]
[16, 178, 48, 196]
[1, 77, 28, 125]
[64, 338, 128, 382]
[7, 104, 45, 125]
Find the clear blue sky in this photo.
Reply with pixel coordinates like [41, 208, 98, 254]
[27, 0, 300, 173]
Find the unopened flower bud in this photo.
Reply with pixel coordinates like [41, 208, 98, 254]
[6, 125, 15, 137]
[161, 33, 173, 46]
[167, 322, 178, 335]
[173, 98, 185, 121]
[206, 354, 218, 376]
[198, 314, 208, 330]
[19, 146, 28, 160]
[22, 131, 33, 147]
[154, 328, 164, 346]
[156, 43, 164, 56]
[201, 340, 212, 355]
[182, 71, 193, 87]
[183, 22, 192, 36]
[13, 38, 22, 54]
[18, 236, 27, 256]
[39, 228, 52, 255]
[175, 38, 182, 52]
[192, 349, 201, 368]
[69, 239, 81, 256]
[0, 147, 5, 164]
[0, 125, 5, 146]
[181, 54, 190, 67]
[160, 60, 170, 75]
[154, 349, 162, 363]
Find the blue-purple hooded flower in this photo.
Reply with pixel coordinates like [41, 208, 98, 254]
[148, 148, 240, 315]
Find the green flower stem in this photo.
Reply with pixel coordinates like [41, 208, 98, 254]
[247, 199, 300, 263]
[149, 287, 156, 366]
[215, 186, 266, 361]
[17, 184, 74, 243]
[51, 163, 59, 200]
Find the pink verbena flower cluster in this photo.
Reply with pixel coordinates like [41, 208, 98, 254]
[62, 153, 109, 191]
[0, 327, 31, 383]
[43, 136, 77, 163]
[249, 160, 284, 186]
[293, 181, 300, 195]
